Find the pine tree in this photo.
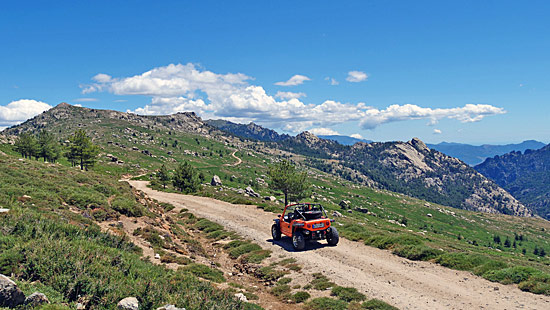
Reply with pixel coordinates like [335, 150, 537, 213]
[534, 246, 539, 256]
[65, 129, 100, 170]
[540, 248, 547, 257]
[172, 161, 199, 193]
[14, 132, 39, 159]
[267, 160, 310, 206]
[38, 130, 60, 162]
[504, 237, 511, 248]
[157, 164, 170, 189]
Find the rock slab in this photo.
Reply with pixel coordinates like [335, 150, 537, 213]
[25, 292, 50, 306]
[0, 274, 26, 308]
[118, 297, 139, 310]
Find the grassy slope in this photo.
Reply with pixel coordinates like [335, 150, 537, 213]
[2, 107, 550, 296]
[0, 153, 260, 310]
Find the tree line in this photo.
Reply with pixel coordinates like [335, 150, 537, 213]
[14, 129, 99, 170]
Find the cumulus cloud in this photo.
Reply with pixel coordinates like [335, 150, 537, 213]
[275, 91, 306, 100]
[346, 71, 368, 82]
[359, 104, 506, 130]
[275, 74, 311, 86]
[0, 99, 52, 127]
[82, 63, 506, 133]
[308, 127, 341, 136]
[433, 129, 442, 134]
[350, 133, 363, 139]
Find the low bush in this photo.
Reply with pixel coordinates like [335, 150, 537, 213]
[392, 245, 442, 261]
[291, 291, 310, 303]
[179, 263, 226, 283]
[305, 297, 348, 310]
[483, 266, 540, 284]
[435, 253, 486, 270]
[362, 299, 399, 309]
[331, 286, 366, 302]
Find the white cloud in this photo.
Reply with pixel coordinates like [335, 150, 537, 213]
[350, 133, 363, 139]
[83, 63, 506, 133]
[433, 129, 442, 134]
[308, 127, 341, 136]
[325, 77, 339, 85]
[275, 91, 306, 100]
[359, 104, 506, 130]
[114, 99, 127, 102]
[346, 71, 368, 82]
[275, 74, 311, 86]
[74, 98, 98, 102]
[0, 99, 52, 127]
[74, 104, 83, 107]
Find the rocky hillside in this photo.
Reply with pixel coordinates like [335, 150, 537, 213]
[476, 144, 550, 219]
[205, 119, 290, 142]
[289, 135, 530, 216]
[428, 140, 545, 166]
[2, 102, 213, 138]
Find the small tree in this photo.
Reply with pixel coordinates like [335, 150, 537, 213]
[157, 164, 170, 189]
[38, 130, 60, 162]
[504, 237, 511, 248]
[14, 132, 39, 159]
[172, 161, 200, 193]
[65, 129, 100, 170]
[267, 160, 310, 206]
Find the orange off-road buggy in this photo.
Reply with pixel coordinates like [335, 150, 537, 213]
[271, 203, 339, 251]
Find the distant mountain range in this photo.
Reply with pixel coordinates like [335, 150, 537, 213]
[317, 135, 372, 145]
[205, 119, 529, 216]
[427, 141, 546, 166]
[475, 144, 550, 219]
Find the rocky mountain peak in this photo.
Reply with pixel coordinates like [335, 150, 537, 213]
[409, 137, 429, 152]
[296, 131, 321, 146]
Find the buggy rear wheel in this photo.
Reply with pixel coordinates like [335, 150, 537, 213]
[292, 231, 306, 251]
[327, 227, 339, 246]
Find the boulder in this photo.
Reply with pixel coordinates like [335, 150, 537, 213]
[245, 186, 260, 198]
[211, 175, 222, 186]
[332, 211, 343, 217]
[234, 292, 248, 302]
[117, 297, 139, 310]
[24, 292, 49, 307]
[264, 196, 277, 202]
[354, 207, 369, 213]
[339, 200, 350, 209]
[0, 208, 9, 213]
[0, 274, 26, 307]
[156, 305, 186, 310]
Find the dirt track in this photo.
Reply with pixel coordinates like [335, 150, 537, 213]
[129, 180, 550, 310]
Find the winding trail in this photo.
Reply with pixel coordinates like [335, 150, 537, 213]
[129, 180, 550, 310]
[224, 150, 242, 166]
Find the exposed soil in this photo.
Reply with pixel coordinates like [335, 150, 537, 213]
[224, 150, 243, 166]
[129, 180, 550, 310]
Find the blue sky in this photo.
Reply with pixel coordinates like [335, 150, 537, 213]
[1, 1, 549, 144]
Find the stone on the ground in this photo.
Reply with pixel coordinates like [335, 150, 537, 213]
[156, 305, 186, 310]
[427, 213, 433, 217]
[339, 200, 350, 209]
[234, 292, 248, 302]
[154, 253, 161, 260]
[0, 208, 9, 213]
[24, 292, 50, 306]
[264, 196, 276, 202]
[17, 195, 32, 202]
[0, 274, 26, 307]
[117, 297, 139, 310]
[332, 211, 343, 217]
[211, 175, 222, 186]
[245, 186, 260, 198]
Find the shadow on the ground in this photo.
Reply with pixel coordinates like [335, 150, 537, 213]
[267, 236, 330, 252]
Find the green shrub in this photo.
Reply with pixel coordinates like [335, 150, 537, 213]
[392, 245, 442, 261]
[229, 243, 262, 259]
[473, 260, 508, 276]
[256, 266, 287, 282]
[518, 273, 550, 295]
[362, 298, 399, 309]
[271, 284, 291, 297]
[435, 253, 486, 270]
[331, 286, 366, 302]
[291, 291, 310, 303]
[277, 277, 292, 285]
[241, 250, 271, 264]
[179, 263, 226, 283]
[310, 273, 334, 290]
[305, 297, 348, 310]
[483, 266, 540, 284]
[111, 197, 143, 217]
[194, 218, 224, 233]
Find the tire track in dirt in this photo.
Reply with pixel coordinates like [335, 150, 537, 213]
[128, 180, 550, 310]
